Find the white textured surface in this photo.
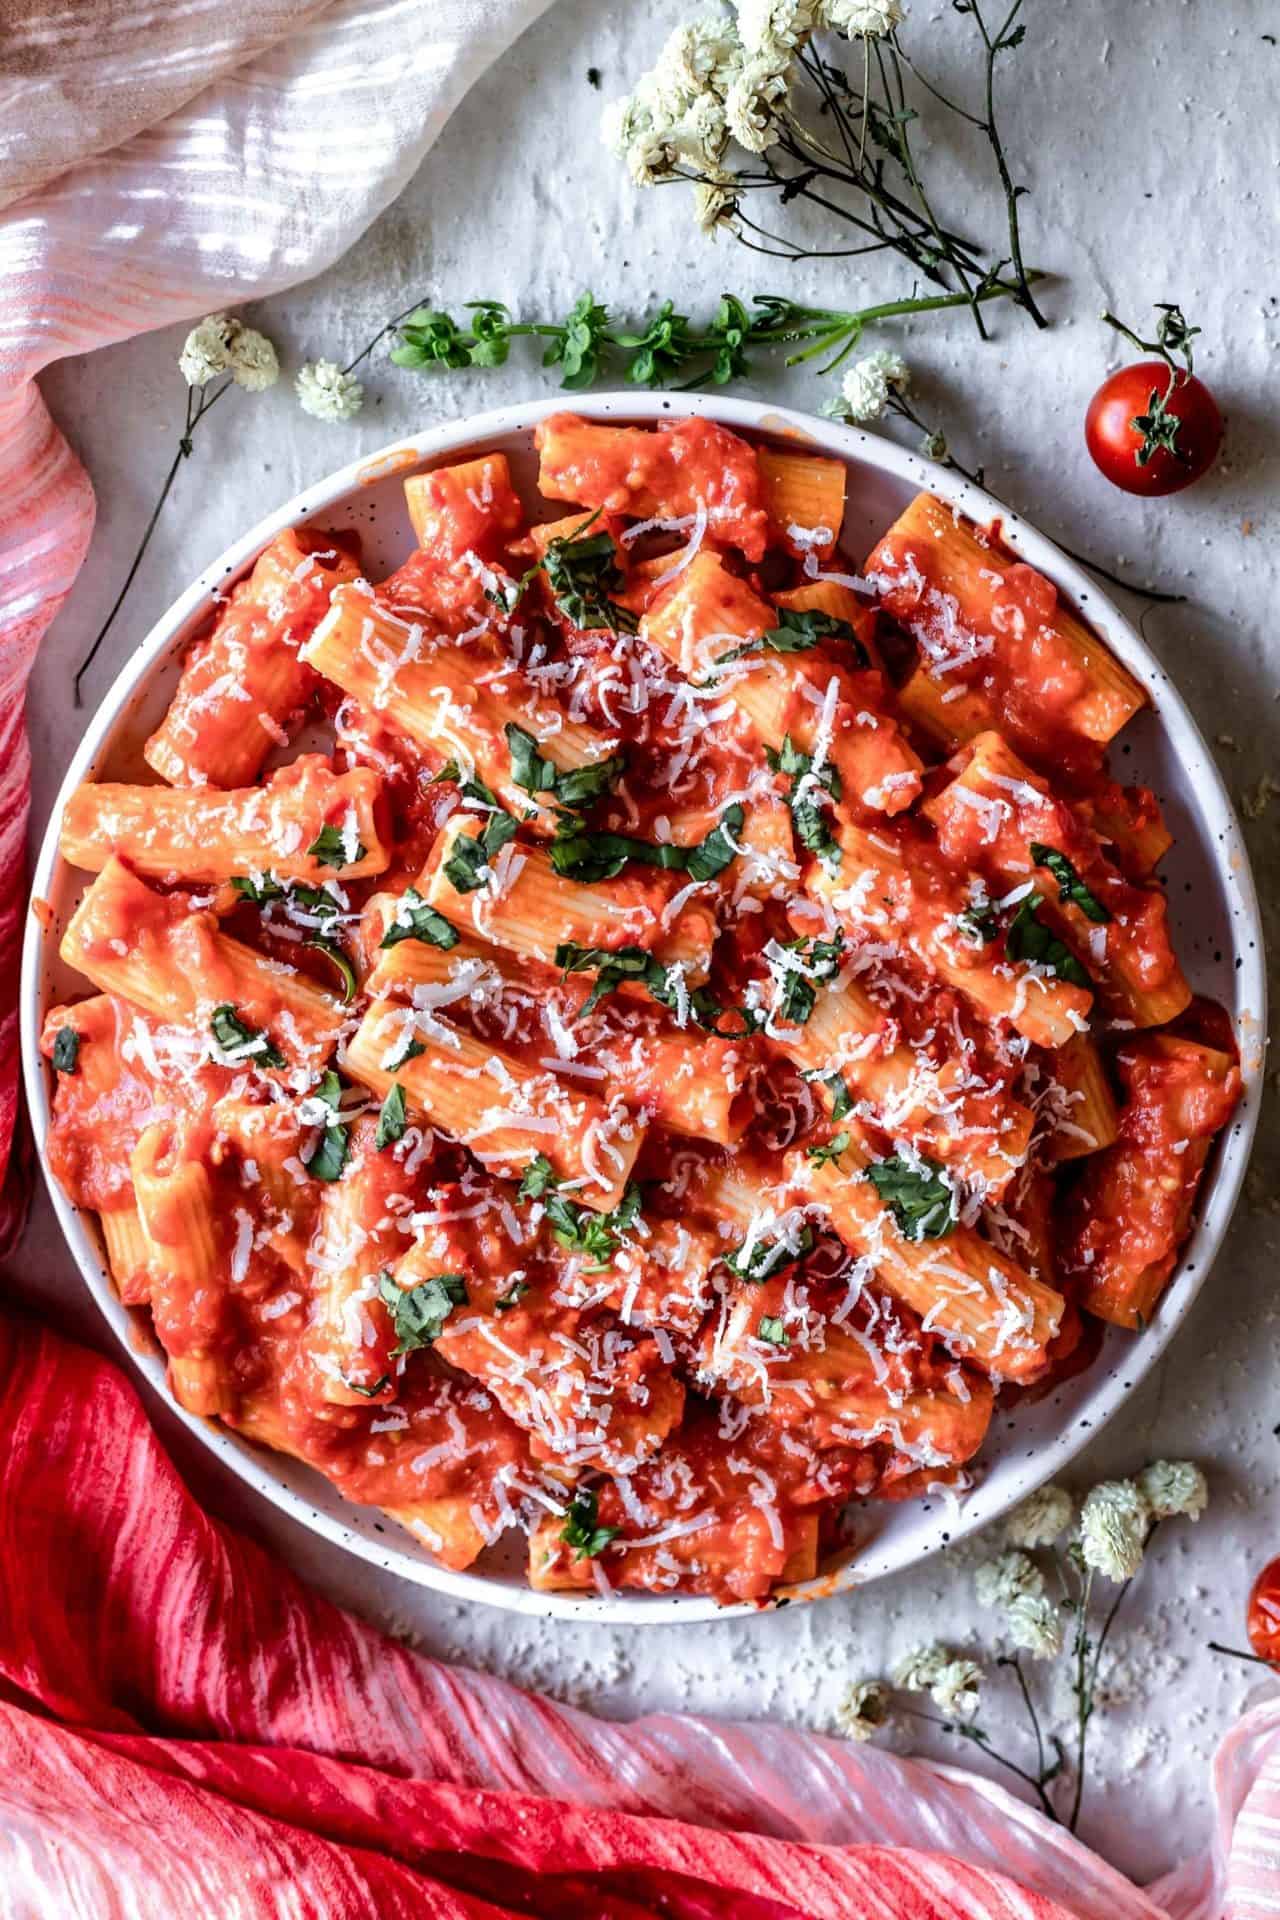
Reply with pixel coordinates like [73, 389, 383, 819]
[16, 0, 1280, 1884]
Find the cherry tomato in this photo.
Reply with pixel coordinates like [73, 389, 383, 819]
[1247, 1554, 1280, 1662]
[1085, 360, 1223, 496]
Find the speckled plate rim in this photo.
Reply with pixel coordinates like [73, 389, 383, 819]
[21, 391, 1266, 1624]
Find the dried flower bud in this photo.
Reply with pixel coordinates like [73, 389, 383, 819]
[1005, 1484, 1074, 1549]
[837, 1678, 891, 1741]
[1136, 1459, 1208, 1522]
[296, 360, 364, 423]
[1004, 1591, 1064, 1659]
[179, 314, 233, 387]
[1079, 1480, 1151, 1582]
[974, 1548, 1044, 1611]
[226, 324, 279, 393]
[840, 349, 910, 423]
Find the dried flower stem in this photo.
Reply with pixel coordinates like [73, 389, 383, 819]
[74, 379, 232, 705]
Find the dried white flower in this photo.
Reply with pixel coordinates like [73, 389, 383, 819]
[839, 349, 910, 423]
[1137, 1460, 1208, 1522]
[892, 1643, 947, 1693]
[837, 1678, 890, 1741]
[1004, 1591, 1064, 1659]
[694, 174, 739, 233]
[974, 1549, 1044, 1611]
[1079, 1480, 1151, 1582]
[930, 1658, 983, 1717]
[736, 0, 821, 57]
[724, 48, 791, 153]
[1006, 1484, 1074, 1550]
[296, 359, 364, 423]
[226, 324, 279, 393]
[660, 18, 741, 102]
[820, 0, 905, 37]
[179, 313, 233, 387]
[893, 1643, 981, 1715]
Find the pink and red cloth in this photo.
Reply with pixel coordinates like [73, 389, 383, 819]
[0, 4, 1277, 1914]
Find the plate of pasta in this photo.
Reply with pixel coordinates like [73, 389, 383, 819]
[22, 395, 1263, 1618]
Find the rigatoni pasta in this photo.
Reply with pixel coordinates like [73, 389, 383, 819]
[40, 423, 1239, 1607]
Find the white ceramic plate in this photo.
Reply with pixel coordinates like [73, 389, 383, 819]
[22, 393, 1266, 1622]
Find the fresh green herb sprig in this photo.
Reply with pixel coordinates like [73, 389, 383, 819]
[307, 822, 365, 868]
[518, 1156, 645, 1270]
[560, 1486, 620, 1561]
[378, 1270, 468, 1353]
[391, 286, 1033, 397]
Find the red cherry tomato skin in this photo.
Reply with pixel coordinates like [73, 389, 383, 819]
[1085, 359, 1223, 497]
[1247, 1555, 1280, 1662]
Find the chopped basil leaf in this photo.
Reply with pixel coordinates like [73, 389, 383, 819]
[719, 607, 869, 668]
[505, 722, 628, 812]
[541, 1184, 643, 1270]
[231, 873, 288, 905]
[305, 936, 357, 1004]
[51, 1027, 80, 1074]
[554, 940, 748, 1034]
[518, 1153, 559, 1200]
[757, 1314, 789, 1346]
[1004, 892, 1094, 988]
[383, 1033, 426, 1071]
[806, 1129, 850, 1168]
[443, 804, 518, 893]
[802, 1067, 854, 1121]
[548, 803, 744, 885]
[375, 1083, 408, 1150]
[307, 822, 366, 868]
[495, 1282, 530, 1311]
[560, 1486, 619, 1561]
[344, 1374, 392, 1399]
[773, 931, 844, 1026]
[302, 1071, 349, 1181]
[725, 1224, 814, 1283]
[866, 1153, 955, 1241]
[431, 759, 462, 784]
[379, 888, 460, 951]
[1029, 843, 1112, 924]
[542, 524, 638, 635]
[958, 903, 1000, 943]
[210, 1004, 286, 1069]
[766, 734, 842, 870]
[378, 1269, 468, 1354]
[304, 1122, 349, 1182]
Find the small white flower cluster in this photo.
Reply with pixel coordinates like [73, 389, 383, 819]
[295, 358, 365, 423]
[178, 313, 279, 392]
[972, 1463, 1209, 1658]
[177, 315, 366, 425]
[837, 1677, 891, 1741]
[603, 1, 905, 231]
[892, 1643, 982, 1717]
[837, 348, 910, 424]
